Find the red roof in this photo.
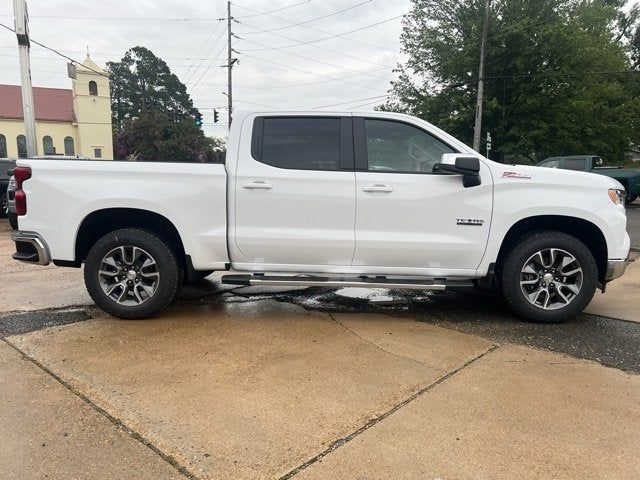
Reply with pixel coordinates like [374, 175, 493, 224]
[0, 84, 75, 122]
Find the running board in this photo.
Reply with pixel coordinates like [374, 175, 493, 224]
[221, 274, 474, 291]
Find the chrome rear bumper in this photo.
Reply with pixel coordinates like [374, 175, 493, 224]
[11, 231, 51, 266]
[605, 257, 631, 281]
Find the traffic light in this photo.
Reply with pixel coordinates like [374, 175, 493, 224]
[195, 112, 203, 127]
[213, 109, 220, 124]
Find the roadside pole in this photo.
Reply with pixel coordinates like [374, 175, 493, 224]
[226, 1, 234, 127]
[13, 0, 37, 157]
[472, 0, 491, 152]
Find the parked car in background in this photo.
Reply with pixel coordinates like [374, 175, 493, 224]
[1, 159, 16, 219]
[6, 173, 17, 229]
[537, 155, 640, 203]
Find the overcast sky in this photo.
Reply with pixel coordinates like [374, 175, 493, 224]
[0, 0, 409, 137]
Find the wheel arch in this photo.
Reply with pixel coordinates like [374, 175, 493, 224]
[495, 215, 608, 282]
[74, 208, 187, 268]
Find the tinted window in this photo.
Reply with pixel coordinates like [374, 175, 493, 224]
[364, 119, 455, 173]
[563, 159, 587, 171]
[259, 118, 340, 171]
[539, 159, 560, 168]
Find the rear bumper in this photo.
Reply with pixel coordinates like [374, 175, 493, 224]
[605, 258, 630, 281]
[11, 231, 51, 266]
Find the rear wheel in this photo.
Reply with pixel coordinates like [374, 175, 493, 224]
[501, 231, 598, 323]
[84, 229, 180, 319]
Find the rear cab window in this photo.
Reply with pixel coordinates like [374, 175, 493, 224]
[251, 117, 352, 171]
[562, 158, 587, 171]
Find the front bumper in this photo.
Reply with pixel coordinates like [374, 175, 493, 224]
[605, 258, 631, 281]
[11, 231, 51, 266]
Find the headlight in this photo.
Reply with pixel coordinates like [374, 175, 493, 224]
[608, 188, 625, 205]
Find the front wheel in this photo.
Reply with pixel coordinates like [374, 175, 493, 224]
[626, 194, 637, 205]
[0, 193, 8, 218]
[501, 231, 598, 323]
[84, 229, 181, 319]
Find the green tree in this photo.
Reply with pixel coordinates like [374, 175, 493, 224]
[107, 46, 199, 128]
[114, 109, 216, 163]
[384, 0, 640, 163]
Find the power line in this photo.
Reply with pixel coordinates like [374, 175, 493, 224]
[237, 13, 404, 51]
[183, 20, 225, 84]
[229, 0, 397, 53]
[236, 19, 396, 69]
[231, 0, 311, 19]
[348, 98, 387, 109]
[0, 13, 223, 21]
[238, 51, 387, 92]
[0, 22, 108, 77]
[197, 67, 391, 90]
[235, 36, 391, 81]
[313, 94, 389, 109]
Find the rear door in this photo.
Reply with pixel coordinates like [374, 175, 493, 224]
[352, 117, 493, 272]
[233, 115, 356, 268]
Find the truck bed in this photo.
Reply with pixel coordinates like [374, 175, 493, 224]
[16, 159, 229, 270]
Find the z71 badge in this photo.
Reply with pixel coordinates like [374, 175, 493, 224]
[457, 218, 485, 226]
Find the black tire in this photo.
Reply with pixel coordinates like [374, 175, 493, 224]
[626, 194, 637, 205]
[501, 231, 598, 323]
[84, 228, 180, 319]
[0, 193, 8, 218]
[8, 213, 18, 230]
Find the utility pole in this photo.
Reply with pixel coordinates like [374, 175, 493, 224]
[226, 1, 236, 127]
[472, 0, 491, 152]
[13, 0, 37, 157]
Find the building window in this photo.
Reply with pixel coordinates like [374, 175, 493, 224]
[43, 135, 55, 155]
[64, 136, 75, 156]
[94, 148, 102, 158]
[0, 134, 6, 158]
[89, 81, 98, 96]
[17, 135, 27, 158]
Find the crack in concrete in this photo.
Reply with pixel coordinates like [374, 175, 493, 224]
[328, 312, 441, 373]
[278, 344, 500, 480]
[1, 337, 199, 480]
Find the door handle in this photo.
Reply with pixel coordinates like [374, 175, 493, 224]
[362, 184, 393, 193]
[242, 181, 273, 190]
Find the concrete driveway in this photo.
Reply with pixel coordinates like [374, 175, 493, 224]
[1, 218, 639, 480]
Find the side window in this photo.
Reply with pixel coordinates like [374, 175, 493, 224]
[43, 135, 54, 155]
[89, 81, 98, 96]
[64, 136, 75, 156]
[0, 134, 6, 158]
[257, 117, 340, 171]
[364, 119, 455, 173]
[94, 148, 103, 159]
[16, 135, 27, 158]
[539, 159, 560, 168]
[562, 159, 587, 171]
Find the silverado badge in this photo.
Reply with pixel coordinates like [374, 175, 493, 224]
[457, 218, 485, 226]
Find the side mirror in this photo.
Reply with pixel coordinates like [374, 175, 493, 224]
[433, 156, 482, 188]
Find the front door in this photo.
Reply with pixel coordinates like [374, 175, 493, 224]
[352, 117, 493, 273]
[234, 116, 356, 268]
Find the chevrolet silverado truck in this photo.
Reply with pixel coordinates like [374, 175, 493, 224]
[11, 111, 631, 323]
[538, 155, 640, 203]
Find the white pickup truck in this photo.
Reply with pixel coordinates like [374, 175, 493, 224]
[11, 111, 630, 322]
